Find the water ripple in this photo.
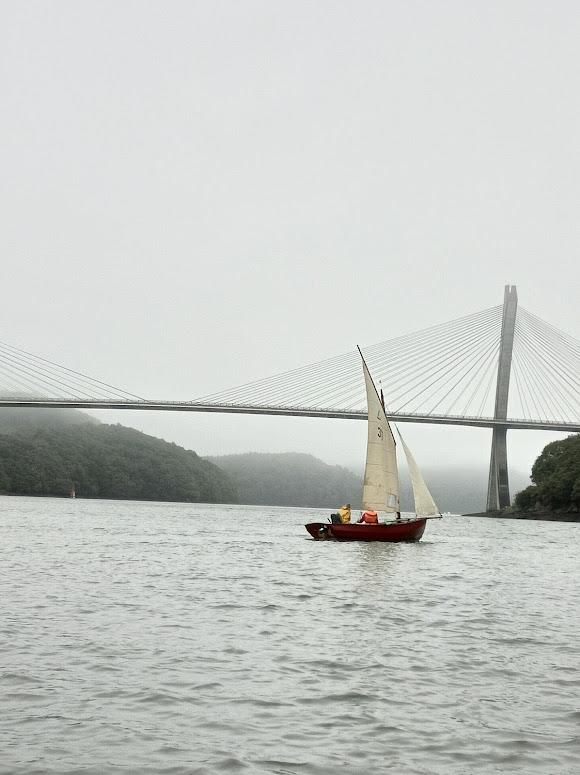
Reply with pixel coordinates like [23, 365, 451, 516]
[1, 498, 579, 774]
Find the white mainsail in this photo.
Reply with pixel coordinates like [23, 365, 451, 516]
[360, 350, 400, 513]
[397, 429, 440, 517]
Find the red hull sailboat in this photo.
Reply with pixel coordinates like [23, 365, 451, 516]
[305, 518, 427, 542]
[305, 348, 441, 543]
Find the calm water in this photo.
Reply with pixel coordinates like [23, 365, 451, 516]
[1, 497, 579, 775]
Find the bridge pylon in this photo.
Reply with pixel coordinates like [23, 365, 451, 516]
[486, 285, 518, 511]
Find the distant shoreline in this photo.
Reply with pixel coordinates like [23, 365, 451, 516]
[464, 511, 580, 523]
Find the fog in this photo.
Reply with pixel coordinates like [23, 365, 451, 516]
[1, 1, 578, 478]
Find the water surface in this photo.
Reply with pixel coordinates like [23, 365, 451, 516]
[1, 497, 579, 774]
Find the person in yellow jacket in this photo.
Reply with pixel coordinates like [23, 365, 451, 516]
[337, 504, 351, 523]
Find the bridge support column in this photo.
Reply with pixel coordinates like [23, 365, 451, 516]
[486, 285, 518, 511]
[487, 427, 511, 510]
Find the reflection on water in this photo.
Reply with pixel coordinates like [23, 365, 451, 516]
[1, 497, 579, 775]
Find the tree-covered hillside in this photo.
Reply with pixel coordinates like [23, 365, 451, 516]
[0, 409, 533, 512]
[0, 420, 237, 503]
[515, 434, 580, 512]
[208, 452, 361, 508]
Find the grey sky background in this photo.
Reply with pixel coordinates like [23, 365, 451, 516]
[1, 1, 579, 478]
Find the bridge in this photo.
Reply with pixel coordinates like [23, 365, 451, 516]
[1, 285, 579, 511]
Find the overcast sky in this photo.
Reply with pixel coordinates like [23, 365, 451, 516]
[1, 1, 579, 478]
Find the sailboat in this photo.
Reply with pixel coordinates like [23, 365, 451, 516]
[305, 348, 441, 542]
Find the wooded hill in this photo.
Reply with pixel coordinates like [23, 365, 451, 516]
[207, 452, 361, 509]
[0, 409, 236, 502]
[0, 408, 534, 512]
[515, 434, 580, 512]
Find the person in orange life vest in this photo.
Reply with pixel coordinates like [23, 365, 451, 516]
[358, 510, 379, 524]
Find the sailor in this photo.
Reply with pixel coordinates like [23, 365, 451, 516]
[358, 510, 379, 524]
[337, 504, 351, 523]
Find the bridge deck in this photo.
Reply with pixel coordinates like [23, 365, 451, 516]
[1, 399, 578, 433]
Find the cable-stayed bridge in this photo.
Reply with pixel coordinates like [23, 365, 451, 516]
[1, 286, 579, 511]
